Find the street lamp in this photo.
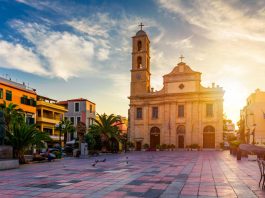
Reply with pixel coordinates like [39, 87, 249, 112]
[252, 124, 256, 145]
[55, 123, 65, 148]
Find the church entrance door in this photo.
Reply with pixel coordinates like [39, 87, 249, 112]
[177, 125, 185, 149]
[150, 127, 160, 149]
[178, 135, 184, 148]
[203, 126, 215, 148]
[136, 142, 142, 151]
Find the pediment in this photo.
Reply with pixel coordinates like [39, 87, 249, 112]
[163, 62, 201, 83]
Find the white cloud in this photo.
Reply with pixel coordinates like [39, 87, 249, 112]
[9, 21, 95, 80]
[166, 36, 193, 49]
[158, 0, 265, 42]
[0, 40, 48, 75]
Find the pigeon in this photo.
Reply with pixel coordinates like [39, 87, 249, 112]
[102, 158, 106, 162]
[95, 160, 99, 163]
[92, 163, 96, 167]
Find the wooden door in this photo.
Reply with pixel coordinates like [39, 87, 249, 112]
[178, 135, 184, 148]
[203, 133, 215, 148]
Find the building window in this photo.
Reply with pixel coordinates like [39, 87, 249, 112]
[75, 102, 80, 112]
[6, 90, 12, 101]
[136, 108, 142, 119]
[70, 117, 75, 125]
[77, 116, 81, 123]
[0, 88, 3, 99]
[178, 105, 184, 117]
[90, 104, 93, 113]
[37, 109, 41, 117]
[29, 98, 34, 106]
[152, 107, 158, 119]
[137, 40, 142, 51]
[137, 56, 142, 69]
[206, 104, 213, 117]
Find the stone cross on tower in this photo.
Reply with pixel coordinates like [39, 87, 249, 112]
[139, 22, 144, 30]
[179, 54, 184, 62]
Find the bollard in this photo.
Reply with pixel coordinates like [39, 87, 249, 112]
[237, 149, 241, 160]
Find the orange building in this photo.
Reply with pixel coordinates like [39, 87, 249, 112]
[0, 77, 37, 123]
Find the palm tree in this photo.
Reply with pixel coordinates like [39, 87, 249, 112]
[56, 119, 75, 146]
[6, 122, 51, 164]
[0, 101, 24, 131]
[92, 113, 122, 152]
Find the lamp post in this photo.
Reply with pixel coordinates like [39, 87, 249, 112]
[252, 124, 256, 145]
[55, 123, 65, 148]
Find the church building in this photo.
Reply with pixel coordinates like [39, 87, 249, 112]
[128, 26, 224, 150]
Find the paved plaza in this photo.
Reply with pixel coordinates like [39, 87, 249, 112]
[0, 151, 264, 198]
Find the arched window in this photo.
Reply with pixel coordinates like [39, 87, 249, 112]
[137, 56, 142, 69]
[150, 127, 160, 135]
[177, 125, 185, 134]
[203, 125, 215, 133]
[137, 40, 142, 51]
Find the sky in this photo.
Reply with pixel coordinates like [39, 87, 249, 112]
[0, 0, 265, 124]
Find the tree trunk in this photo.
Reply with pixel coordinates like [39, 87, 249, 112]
[17, 150, 26, 164]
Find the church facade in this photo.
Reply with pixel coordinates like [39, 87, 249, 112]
[128, 28, 224, 150]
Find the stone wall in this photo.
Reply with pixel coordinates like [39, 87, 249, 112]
[0, 145, 13, 159]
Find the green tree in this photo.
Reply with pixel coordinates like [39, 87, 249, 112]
[56, 119, 75, 146]
[0, 101, 24, 132]
[91, 113, 122, 151]
[85, 132, 96, 151]
[237, 119, 245, 143]
[6, 122, 51, 164]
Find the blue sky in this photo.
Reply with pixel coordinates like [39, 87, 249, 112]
[0, 0, 265, 123]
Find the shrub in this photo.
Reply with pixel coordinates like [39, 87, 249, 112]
[190, 144, 199, 149]
[171, 144, 176, 149]
[161, 144, 167, 150]
[143, 143, 149, 149]
[128, 141, 135, 149]
[230, 140, 241, 148]
[156, 144, 161, 149]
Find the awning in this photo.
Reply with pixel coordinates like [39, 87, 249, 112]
[239, 144, 265, 155]
[66, 139, 76, 145]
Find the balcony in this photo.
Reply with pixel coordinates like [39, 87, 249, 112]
[36, 117, 59, 124]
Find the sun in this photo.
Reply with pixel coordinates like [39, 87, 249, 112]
[222, 80, 248, 124]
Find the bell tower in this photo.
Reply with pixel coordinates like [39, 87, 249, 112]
[130, 23, 151, 96]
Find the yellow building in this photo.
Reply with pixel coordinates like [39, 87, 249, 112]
[240, 89, 265, 144]
[36, 95, 68, 145]
[129, 28, 224, 150]
[0, 76, 36, 123]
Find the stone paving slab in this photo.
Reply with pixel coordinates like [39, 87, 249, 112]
[0, 151, 264, 197]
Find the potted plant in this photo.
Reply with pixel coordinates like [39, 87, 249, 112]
[186, 145, 190, 151]
[229, 140, 240, 156]
[161, 144, 167, 151]
[156, 144, 160, 151]
[189, 144, 197, 151]
[128, 141, 135, 151]
[171, 144, 176, 151]
[143, 143, 149, 151]
[167, 144, 171, 151]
